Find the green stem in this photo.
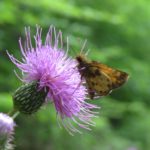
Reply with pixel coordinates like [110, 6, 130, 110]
[8, 109, 20, 119]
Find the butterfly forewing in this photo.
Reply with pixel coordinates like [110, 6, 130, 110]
[92, 61, 129, 89]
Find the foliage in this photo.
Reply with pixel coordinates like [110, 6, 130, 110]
[0, 0, 150, 150]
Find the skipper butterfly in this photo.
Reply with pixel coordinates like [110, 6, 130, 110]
[76, 55, 129, 99]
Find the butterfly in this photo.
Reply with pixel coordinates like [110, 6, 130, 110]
[76, 55, 129, 99]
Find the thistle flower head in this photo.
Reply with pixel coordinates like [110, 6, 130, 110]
[0, 113, 15, 150]
[8, 26, 99, 134]
[0, 113, 15, 136]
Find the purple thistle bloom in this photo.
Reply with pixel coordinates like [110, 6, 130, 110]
[0, 113, 15, 150]
[8, 26, 99, 134]
[0, 113, 15, 137]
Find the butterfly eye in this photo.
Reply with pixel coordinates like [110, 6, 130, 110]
[76, 56, 83, 63]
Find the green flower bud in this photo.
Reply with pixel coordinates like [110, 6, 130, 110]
[13, 81, 48, 114]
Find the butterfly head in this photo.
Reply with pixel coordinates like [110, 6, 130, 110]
[76, 55, 88, 70]
[76, 55, 89, 67]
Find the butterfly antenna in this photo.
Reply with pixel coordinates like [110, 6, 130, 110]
[85, 48, 90, 56]
[80, 39, 87, 55]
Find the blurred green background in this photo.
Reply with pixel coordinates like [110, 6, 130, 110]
[0, 0, 150, 150]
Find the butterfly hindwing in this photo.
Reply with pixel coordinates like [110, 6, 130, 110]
[81, 63, 112, 99]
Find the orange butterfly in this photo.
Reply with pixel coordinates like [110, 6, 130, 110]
[76, 55, 129, 99]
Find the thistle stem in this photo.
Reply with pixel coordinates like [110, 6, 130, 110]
[8, 109, 20, 119]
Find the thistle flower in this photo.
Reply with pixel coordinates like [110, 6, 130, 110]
[0, 113, 15, 150]
[8, 26, 98, 134]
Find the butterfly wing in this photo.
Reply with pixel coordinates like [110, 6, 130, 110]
[83, 64, 113, 99]
[92, 61, 129, 89]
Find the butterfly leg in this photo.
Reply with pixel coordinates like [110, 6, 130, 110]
[87, 88, 95, 99]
